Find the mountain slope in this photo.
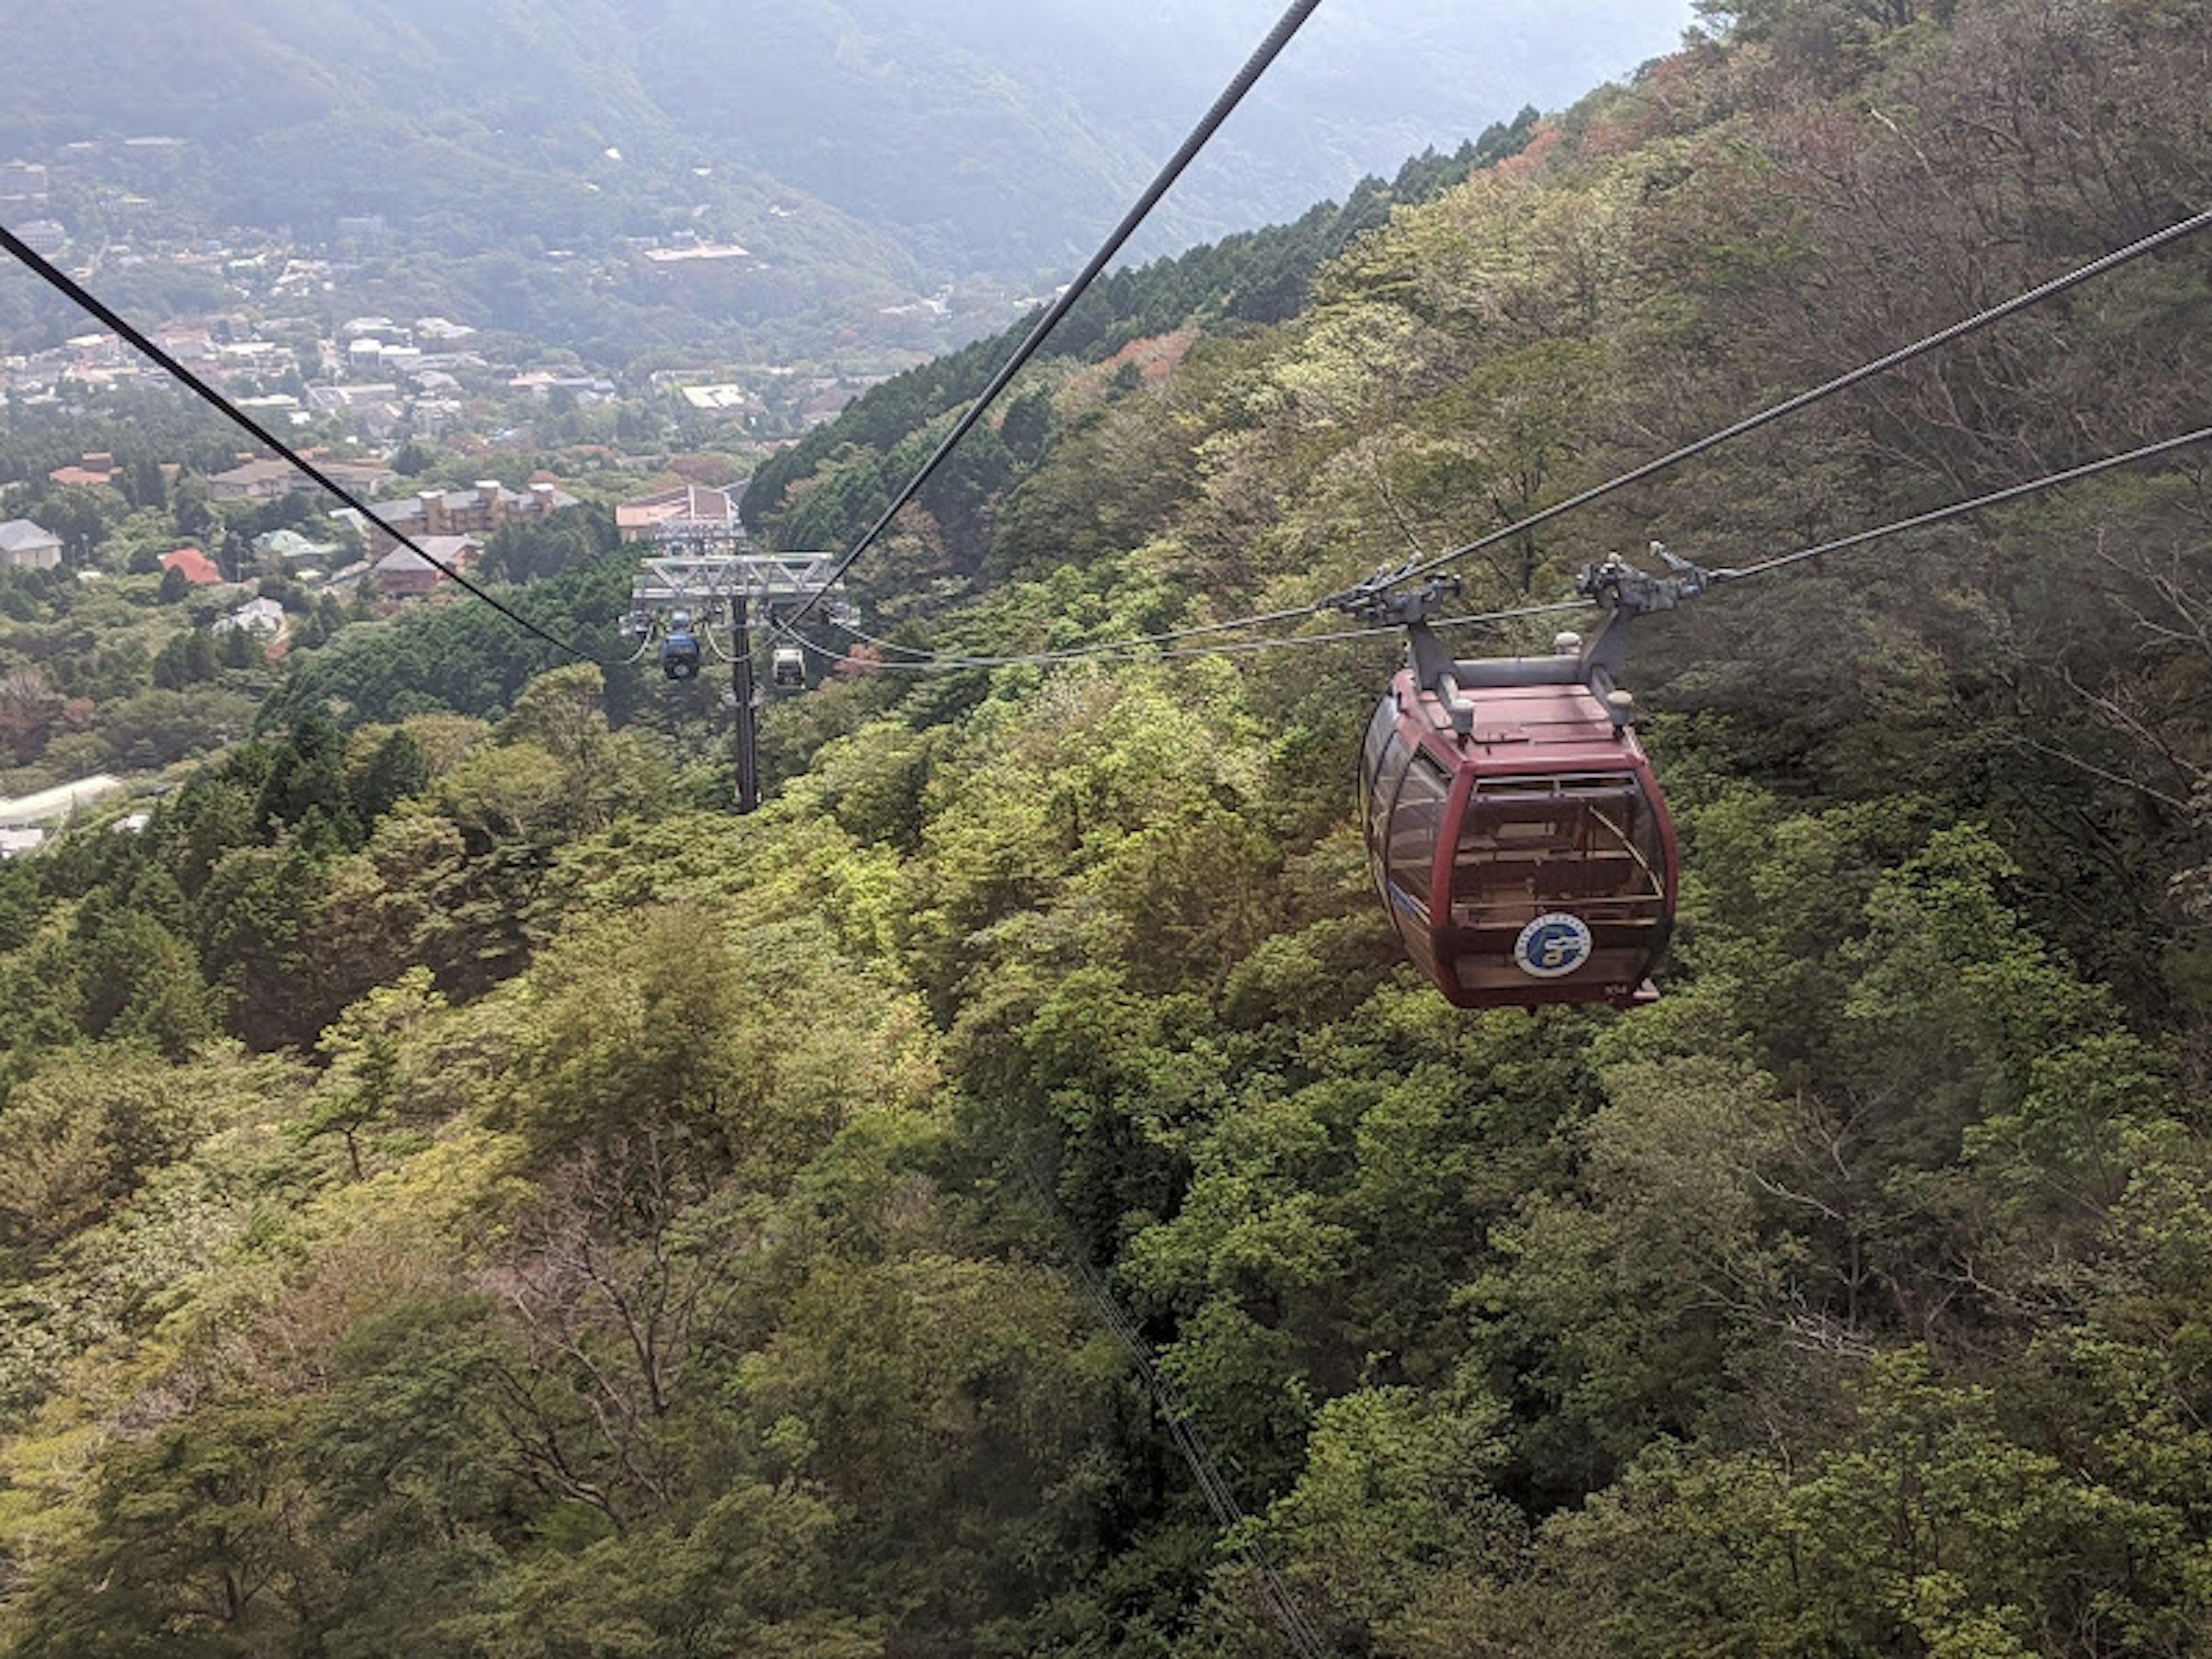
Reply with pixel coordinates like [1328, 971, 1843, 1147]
[1, 0, 1691, 273]
[18, 0, 2212, 1652]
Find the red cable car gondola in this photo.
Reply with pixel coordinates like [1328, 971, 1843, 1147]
[1355, 552, 1713, 1010]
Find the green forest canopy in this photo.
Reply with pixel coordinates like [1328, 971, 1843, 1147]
[1, 0, 2211, 1652]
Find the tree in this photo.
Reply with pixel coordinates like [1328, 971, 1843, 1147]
[300, 968, 446, 1180]
[193, 832, 338, 1050]
[296, 1294, 529, 1655]
[75, 904, 214, 1058]
[346, 727, 433, 826]
[0, 665, 59, 764]
[1225, 1381, 1525, 1656]
[13, 1401, 321, 1657]
[255, 714, 360, 844]
[0, 1049, 221, 1252]
[125, 456, 168, 509]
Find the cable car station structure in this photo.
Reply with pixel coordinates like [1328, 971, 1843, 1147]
[623, 530, 853, 813]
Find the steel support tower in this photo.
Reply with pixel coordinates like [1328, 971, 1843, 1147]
[625, 531, 851, 813]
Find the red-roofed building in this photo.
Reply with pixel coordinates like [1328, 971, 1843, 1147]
[615, 482, 744, 543]
[160, 548, 222, 586]
[47, 452, 118, 490]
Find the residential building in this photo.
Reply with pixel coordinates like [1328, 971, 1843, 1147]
[210, 455, 393, 503]
[214, 597, 286, 635]
[207, 457, 302, 501]
[15, 220, 66, 257]
[306, 382, 401, 412]
[318, 459, 397, 495]
[642, 241, 750, 266]
[507, 372, 617, 404]
[152, 327, 218, 366]
[678, 384, 769, 422]
[374, 535, 482, 600]
[47, 452, 117, 489]
[0, 520, 63, 570]
[253, 528, 344, 563]
[303, 383, 405, 439]
[159, 548, 223, 586]
[339, 479, 578, 560]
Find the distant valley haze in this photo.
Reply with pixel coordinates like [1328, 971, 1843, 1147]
[0, 0, 1696, 268]
[0, 0, 1698, 366]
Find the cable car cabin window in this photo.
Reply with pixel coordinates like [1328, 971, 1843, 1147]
[1444, 771, 1671, 1001]
[1361, 704, 1410, 897]
[1358, 698, 1395, 828]
[1387, 752, 1451, 906]
[1453, 775, 1665, 916]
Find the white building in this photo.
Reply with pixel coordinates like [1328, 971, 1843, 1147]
[214, 597, 286, 635]
[0, 519, 63, 570]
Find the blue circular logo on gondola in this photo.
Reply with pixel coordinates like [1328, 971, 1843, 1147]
[1514, 913, 1594, 979]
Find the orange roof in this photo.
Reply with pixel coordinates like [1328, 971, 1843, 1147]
[160, 548, 222, 585]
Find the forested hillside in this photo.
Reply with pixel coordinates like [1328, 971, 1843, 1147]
[0, 0, 1658, 275]
[1, 0, 2210, 1653]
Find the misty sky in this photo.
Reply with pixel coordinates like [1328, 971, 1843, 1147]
[960, 0, 1708, 186]
[1017, 0, 1710, 251]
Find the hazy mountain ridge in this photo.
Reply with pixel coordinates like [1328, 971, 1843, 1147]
[0, 0, 1691, 275]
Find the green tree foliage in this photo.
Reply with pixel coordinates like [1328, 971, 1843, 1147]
[13, 1402, 320, 1656]
[73, 900, 214, 1057]
[0, 1049, 218, 1255]
[478, 505, 620, 587]
[261, 555, 638, 730]
[344, 725, 432, 825]
[740, 111, 1541, 559]
[9, 1, 2212, 1653]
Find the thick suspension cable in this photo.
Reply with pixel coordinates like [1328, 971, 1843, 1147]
[778, 433, 2212, 674]
[772, 597, 1586, 675]
[780, 0, 1325, 633]
[808, 204, 2212, 671]
[1359, 204, 2212, 597]
[0, 221, 608, 666]
[1722, 428, 2212, 582]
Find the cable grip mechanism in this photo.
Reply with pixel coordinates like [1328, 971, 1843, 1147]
[1577, 541, 1734, 614]
[1335, 574, 1461, 628]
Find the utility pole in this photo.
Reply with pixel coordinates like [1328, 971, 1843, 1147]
[732, 593, 760, 813]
